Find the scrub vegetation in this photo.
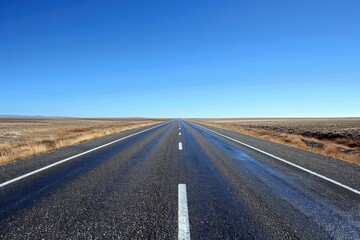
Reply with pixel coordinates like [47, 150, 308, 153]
[0, 118, 165, 165]
[194, 118, 360, 164]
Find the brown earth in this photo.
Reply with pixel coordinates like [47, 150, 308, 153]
[193, 118, 360, 164]
[0, 118, 166, 165]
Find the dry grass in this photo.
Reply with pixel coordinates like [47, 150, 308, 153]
[193, 118, 360, 164]
[0, 118, 166, 165]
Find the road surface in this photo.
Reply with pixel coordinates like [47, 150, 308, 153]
[0, 120, 359, 239]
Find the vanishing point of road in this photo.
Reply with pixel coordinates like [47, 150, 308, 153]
[0, 120, 359, 239]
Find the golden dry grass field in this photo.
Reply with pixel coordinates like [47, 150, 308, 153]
[193, 118, 360, 164]
[0, 118, 166, 165]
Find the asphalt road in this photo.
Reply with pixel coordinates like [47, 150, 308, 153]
[0, 119, 359, 239]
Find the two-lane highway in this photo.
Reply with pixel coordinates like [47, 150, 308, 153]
[0, 120, 359, 239]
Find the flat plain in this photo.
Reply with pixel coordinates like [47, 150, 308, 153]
[0, 118, 165, 165]
[193, 118, 360, 164]
[1, 119, 360, 239]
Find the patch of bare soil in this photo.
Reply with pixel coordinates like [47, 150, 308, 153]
[194, 118, 360, 164]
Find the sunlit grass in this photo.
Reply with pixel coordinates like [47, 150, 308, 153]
[0, 119, 165, 165]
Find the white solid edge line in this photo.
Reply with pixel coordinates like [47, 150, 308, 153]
[191, 122, 360, 195]
[179, 142, 183, 150]
[178, 184, 190, 240]
[0, 121, 170, 188]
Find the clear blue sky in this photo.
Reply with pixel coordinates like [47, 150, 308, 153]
[1, 0, 359, 118]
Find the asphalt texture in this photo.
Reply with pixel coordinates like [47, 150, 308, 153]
[0, 119, 359, 239]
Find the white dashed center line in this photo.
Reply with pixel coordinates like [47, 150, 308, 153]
[178, 184, 190, 240]
[179, 132, 181, 135]
[179, 142, 183, 150]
